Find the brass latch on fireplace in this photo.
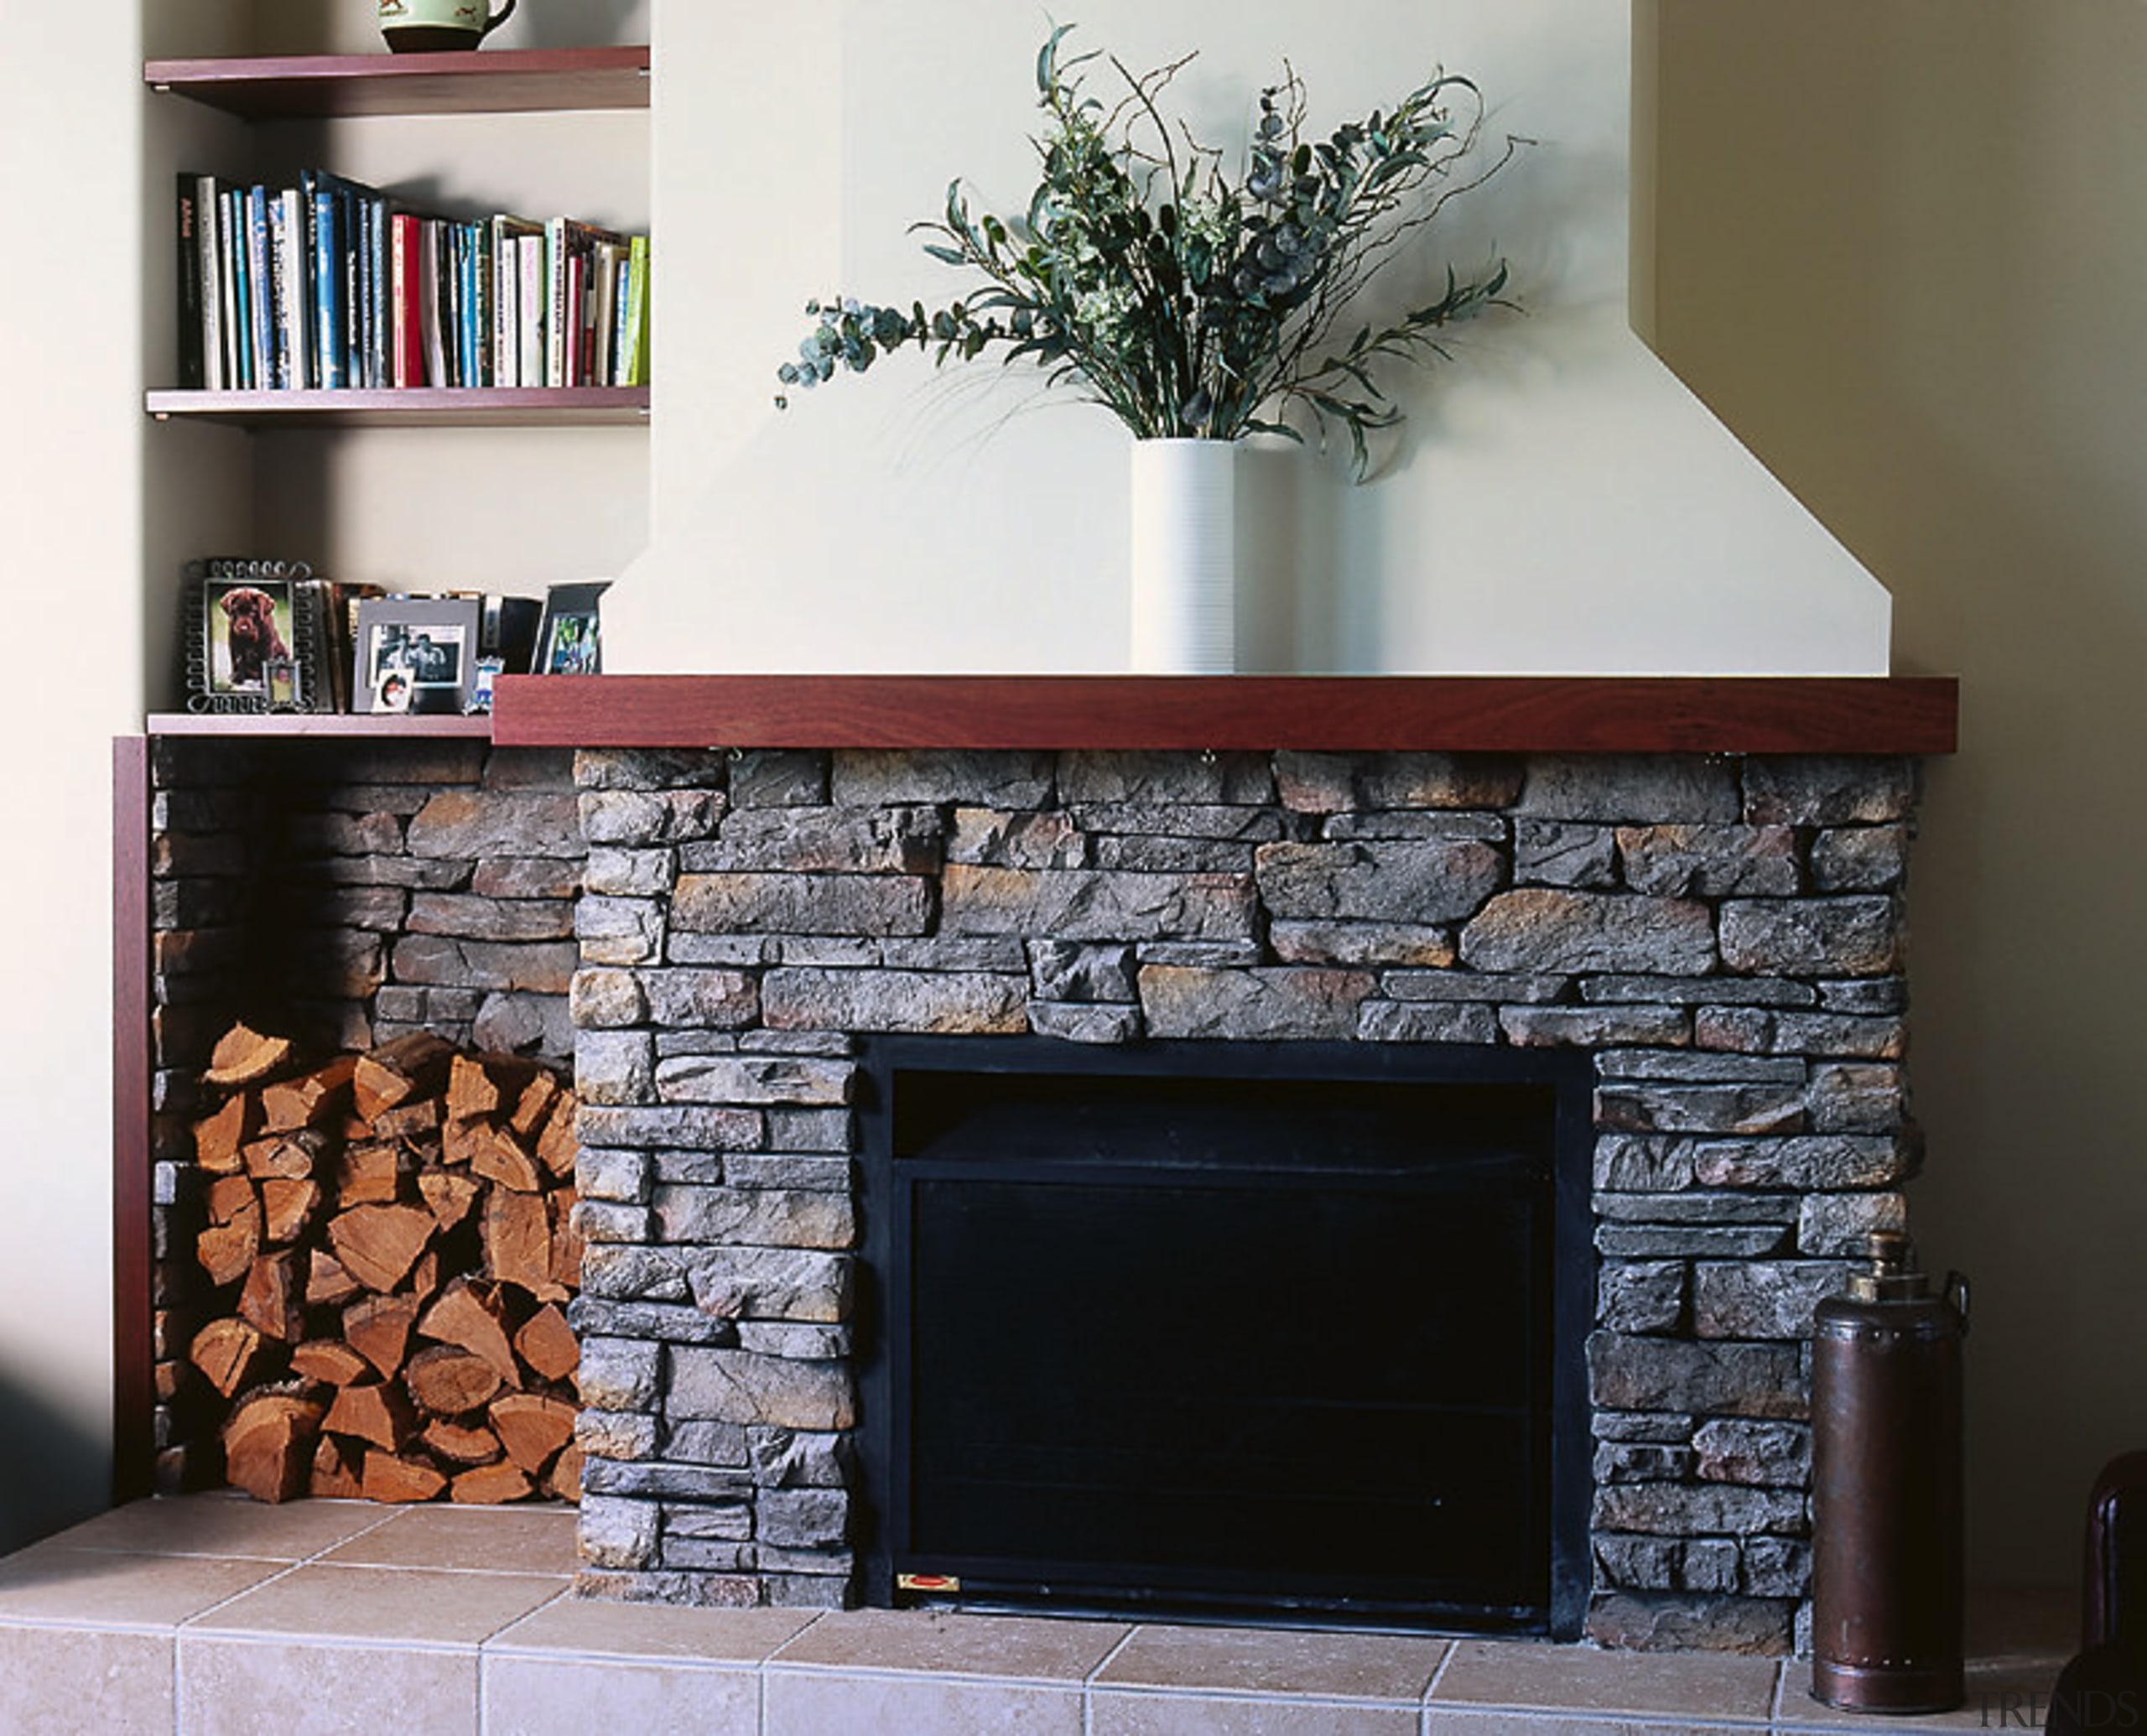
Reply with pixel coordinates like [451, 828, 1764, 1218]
[896, 1573, 962, 1593]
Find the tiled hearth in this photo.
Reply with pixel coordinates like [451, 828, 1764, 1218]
[0, 1494, 2066, 1733]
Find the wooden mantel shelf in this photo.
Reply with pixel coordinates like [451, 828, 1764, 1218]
[490, 674, 1958, 756]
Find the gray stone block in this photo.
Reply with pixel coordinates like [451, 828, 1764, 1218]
[1501, 1006, 1690, 1048]
[578, 1147, 651, 1205]
[582, 847, 678, 897]
[663, 1422, 751, 1466]
[390, 933, 580, 993]
[1521, 756, 1739, 824]
[751, 1429, 851, 1489]
[1720, 897, 1900, 978]
[1796, 1191, 1907, 1257]
[654, 1055, 855, 1108]
[668, 1348, 856, 1430]
[574, 749, 729, 792]
[578, 1495, 661, 1569]
[729, 750, 829, 807]
[1462, 891, 1717, 976]
[1515, 820, 1619, 889]
[641, 968, 761, 1029]
[407, 893, 574, 942]
[574, 897, 667, 967]
[1742, 756, 1915, 827]
[575, 1411, 660, 1460]
[1692, 1133, 1916, 1190]
[577, 1338, 663, 1411]
[1058, 751, 1273, 806]
[940, 863, 1258, 943]
[762, 969, 1027, 1035]
[1694, 1420, 1812, 1489]
[832, 749, 1053, 808]
[1595, 1081, 1806, 1137]
[576, 1031, 654, 1105]
[1692, 1260, 1853, 1339]
[578, 1105, 766, 1151]
[1357, 1001, 1501, 1044]
[1267, 921, 1457, 969]
[1593, 1483, 1806, 1537]
[1255, 839, 1505, 926]
[655, 1185, 856, 1251]
[1028, 1002, 1144, 1044]
[579, 789, 727, 846]
[1810, 825, 1910, 891]
[1587, 1333, 1806, 1418]
[1028, 940, 1138, 1003]
[757, 1489, 850, 1549]
[571, 968, 647, 1028]
[948, 808, 1087, 870]
[577, 1245, 690, 1302]
[1618, 825, 1801, 898]
[685, 1247, 852, 1323]
[682, 806, 943, 875]
[673, 873, 932, 939]
[406, 791, 583, 859]
[1599, 1261, 1687, 1334]
[1141, 965, 1374, 1041]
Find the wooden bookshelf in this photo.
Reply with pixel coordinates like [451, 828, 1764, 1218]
[146, 387, 648, 429]
[143, 45, 650, 120]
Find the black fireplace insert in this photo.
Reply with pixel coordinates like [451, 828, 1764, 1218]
[857, 1037, 1592, 1637]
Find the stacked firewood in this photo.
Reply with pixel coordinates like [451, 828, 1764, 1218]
[184, 1022, 583, 1505]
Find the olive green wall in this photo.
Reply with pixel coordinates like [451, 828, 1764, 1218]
[1645, 0, 2147, 1586]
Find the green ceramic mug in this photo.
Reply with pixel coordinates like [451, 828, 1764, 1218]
[378, 0, 517, 54]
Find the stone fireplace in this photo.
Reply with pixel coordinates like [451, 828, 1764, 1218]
[126, 673, 1955, 1655]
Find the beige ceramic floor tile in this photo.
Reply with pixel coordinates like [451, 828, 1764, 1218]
[185, 1562, 566, 1647]
[770, 1606, 1130, 1681]
[1097, 1622, 1449, 1700]
[183, 1634, 477, 1736]
[315, 1503, 579, 1575]
[764, 1666, 1085, 1735]
[1432, 1638, 1781, 1721]
[0, 1624, 173, 1734]
[482, 1651, 762, 1735]
[0, 1547, 285, 1629]
[31, 1493, 391, 1562]
[489, 1596, 819, 1663]
[1092, 1687, 1422, 1736]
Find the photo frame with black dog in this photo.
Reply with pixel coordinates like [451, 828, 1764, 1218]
[353, 596, 482, 715]
[533, 581, 611, 676]
[180, 559, 327, 715]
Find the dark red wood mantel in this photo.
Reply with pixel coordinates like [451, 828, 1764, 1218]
[491, 673, 1959, 756]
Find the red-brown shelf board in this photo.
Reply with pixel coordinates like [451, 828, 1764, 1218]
[146, 712, 493, 739]
[146, 387, 648, 429]
[143, 46, 650, 119]
[490, 674, 1960, 756]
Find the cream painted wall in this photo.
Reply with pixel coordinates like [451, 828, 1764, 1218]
[0, 0, 143, 1548]
[620, 0, 1891, 677]
[1647, 0, 2147, 1588]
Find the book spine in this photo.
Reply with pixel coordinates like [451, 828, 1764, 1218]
[246, 185, 274, 391]
[625, 233, 650, 387]
[490, 219, 515, 388]
[195, 175, 226, 392]
[518, 235, 544, 388]
[544, 217, 568, 388]
[265, 195, 291, 390]
[370, 192, 390, 392]
[222, 188, 251, 390]
[310, 177, 345, 390]
[338, 182, 361, 388]
[418, 218, 447, 390]
[473, 221, 492, 389]
[355, 195, 377, 389]
[175, 176, 204, 389]
[389, 211, 419, 387]
[278, 189, 311, 390]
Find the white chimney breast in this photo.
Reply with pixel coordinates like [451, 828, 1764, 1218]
[621, 0, 1890, 677]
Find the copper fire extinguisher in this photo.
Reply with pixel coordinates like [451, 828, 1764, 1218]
[1812, 1231, 1970, 1714]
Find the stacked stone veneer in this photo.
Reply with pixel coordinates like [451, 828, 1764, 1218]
[146, 736, 585, 1489]
[563, 743, 1921, 1653]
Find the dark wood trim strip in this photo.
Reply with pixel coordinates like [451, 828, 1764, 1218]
[112, 738, 154, 1505]
[492, 674, 1960, 756]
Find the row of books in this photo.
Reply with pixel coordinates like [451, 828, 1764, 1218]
[174, 171, 651, 395]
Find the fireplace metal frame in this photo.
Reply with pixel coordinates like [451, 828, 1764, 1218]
[855, 1034, 1594, 1639]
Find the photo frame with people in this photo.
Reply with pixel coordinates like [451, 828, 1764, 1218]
[352, 596, 483, 715]
[533, 581, 611, 676]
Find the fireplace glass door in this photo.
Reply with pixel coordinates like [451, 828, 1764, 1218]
[860, 1038, 1590, 1635]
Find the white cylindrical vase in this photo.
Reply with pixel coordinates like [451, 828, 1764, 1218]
[1129, 436, 1236, 673]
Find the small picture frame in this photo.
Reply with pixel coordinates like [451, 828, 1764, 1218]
[205, 576, 296, 695]
[533, 581, 611, 676]
[263, 656, 300, 711]
[352, 595, 483, 715]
